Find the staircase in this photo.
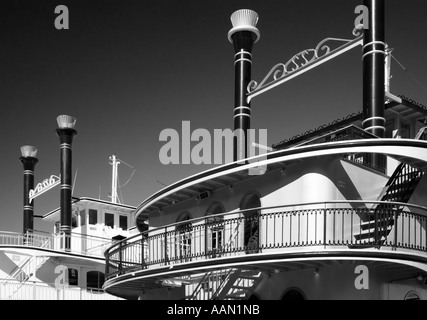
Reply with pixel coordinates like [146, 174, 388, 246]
[352, 126, 427, 248]
[186, 269, 231, 300]
[186, 268, 264, 300]
[3, 255, 33, 284]
[3, 238, 52, 299]
[6, 255, 50, 299]
[354, 162, 424, 247]
[211, 269, 264, 300]
[186, 218, 264, 300]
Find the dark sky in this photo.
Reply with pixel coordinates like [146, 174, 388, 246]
[1, 0, 427, 233]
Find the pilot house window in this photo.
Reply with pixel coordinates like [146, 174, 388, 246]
[89, 209, 98, 225]
[105, 213, 114, 228]
[119, 215, 128, 230]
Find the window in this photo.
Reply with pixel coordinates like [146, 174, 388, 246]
[86, 271, 105, 291]
[79, 210, 86, 227]
[206, 203, 225, 257]
[68, 268, 78, 286]
[89, 209, 98, 225]
[119, 215, 128, 230]
[176, 212, 192, 262]
[240, 193, 261, 254]
[105, 213, 114, 228]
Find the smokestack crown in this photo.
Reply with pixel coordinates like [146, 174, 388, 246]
[57, 115, 76, 129]
[20, 145, 37, 158]
[228, 9, 260, 43]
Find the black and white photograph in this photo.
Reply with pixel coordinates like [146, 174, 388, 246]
[1, 0, 427, 306]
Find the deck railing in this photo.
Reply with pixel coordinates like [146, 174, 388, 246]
[0, 279, 122, 300]
[105, 201, 427, 280]
[0, 231, 112, 258]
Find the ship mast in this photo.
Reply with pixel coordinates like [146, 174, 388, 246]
[109, 154, 121, 204]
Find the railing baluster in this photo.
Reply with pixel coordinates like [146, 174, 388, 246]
[323, 206, 327, 248]
[164, 227, 168, 265]
[414, 214, 417, 249]
[273, 212, 276, 247]
[424, 215, 427, 251]
[281, 212, 284, 247]
[290, 212, 292, 247]
[393, 207, 398, 251]
[419, 215, 422, 250]
[342, 209, 344, 245]
[333, 208, 336, 245]
[308, 210, 311, 245]
[315, 210, 317, 245]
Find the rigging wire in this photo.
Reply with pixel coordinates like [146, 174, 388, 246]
[391, 54, 427, 97]
[118, 157, 167, 187]
[72, 168, 78, 196]
[112, 156, 168, 205]
[116, 158, 136, 188]
[114, 156, 168, 205]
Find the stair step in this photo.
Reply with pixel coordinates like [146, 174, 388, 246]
[360, 219, 394, 230]
[225, 296, 245, 300]
[358, 225, 393, 233]
[352, 163, 424, 248]
[226, 290, 247, 297]
[240, 272, 260, 276]
[231, 285, 251, 290]
[354, 231, 390, 241]
[240, 270, 261, 276]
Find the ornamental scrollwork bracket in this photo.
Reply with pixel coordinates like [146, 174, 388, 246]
[247, 26, 364, 100]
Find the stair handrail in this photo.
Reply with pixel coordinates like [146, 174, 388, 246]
[210, 268, 236, 300]
[363, 129, 427, 247]
[415, 126, 427, 141]
[187, 272, 213, 300]
[8, 255, 51, 299]
[375, 126, 427, 204]
[3, 255, 34, 285]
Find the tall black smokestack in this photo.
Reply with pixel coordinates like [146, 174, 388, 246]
[56, 115, 77, 251]
[20, 145, 38, 237]
[228, 9, 260, 162]
[362, 0, 386, 168]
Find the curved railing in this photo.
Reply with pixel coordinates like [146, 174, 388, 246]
[105, 201, 427, 280]
[0, 230, 112, 258]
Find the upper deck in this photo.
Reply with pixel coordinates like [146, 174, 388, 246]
[103, 136, 427, 299]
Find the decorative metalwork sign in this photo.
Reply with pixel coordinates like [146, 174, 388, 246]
[247, 26, 364, 102]
[29, 175, 61, 202]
